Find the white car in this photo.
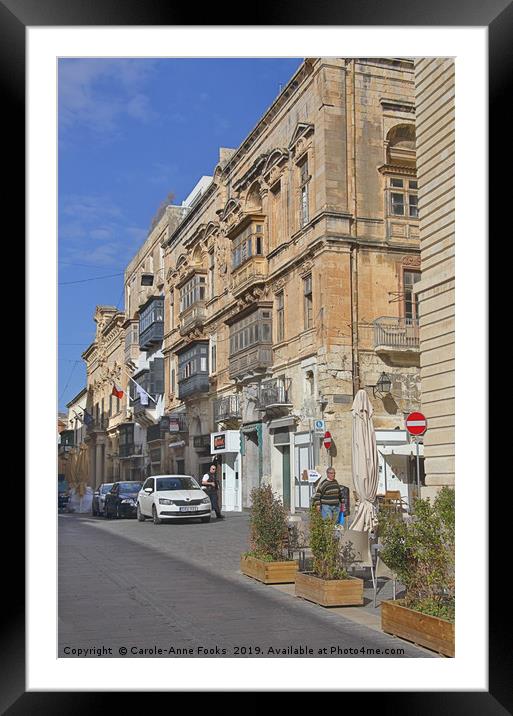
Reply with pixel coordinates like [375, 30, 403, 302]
[136, 475, 212, 524]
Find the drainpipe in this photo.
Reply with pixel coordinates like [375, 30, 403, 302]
[349, 60, 360, 397]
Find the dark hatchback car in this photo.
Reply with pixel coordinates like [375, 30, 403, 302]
[104, 481, 143, 519]
[92, 482, 114, 516]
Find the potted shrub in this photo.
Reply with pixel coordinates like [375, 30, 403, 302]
[294, 507, 364, 606]
[240, 485, 298, 584]
[378, 487, 455, 657]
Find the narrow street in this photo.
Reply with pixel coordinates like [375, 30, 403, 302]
[59, 513, 433, 659]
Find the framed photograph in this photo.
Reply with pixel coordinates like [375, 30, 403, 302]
[6, 0, 504, 707]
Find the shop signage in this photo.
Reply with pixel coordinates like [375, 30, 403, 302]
[212, 434, 226, 451]
[302, 469, 321, 483]
[168, 418, 180, 433]
[405, 412, 427, 436]
[210, 430, 241, 454]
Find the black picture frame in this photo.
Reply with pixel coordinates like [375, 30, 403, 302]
[6, 0, 507, 710]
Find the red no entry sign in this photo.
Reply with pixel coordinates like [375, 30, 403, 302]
[323, 431, 332, 449]
[405, 411, 427, 436]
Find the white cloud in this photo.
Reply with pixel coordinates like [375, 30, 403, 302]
[59, 193, 148, 267]
[59, 59, 159, 135]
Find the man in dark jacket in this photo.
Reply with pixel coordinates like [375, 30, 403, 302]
[312, 468, 350, 521]
[202, 464, 224, 519]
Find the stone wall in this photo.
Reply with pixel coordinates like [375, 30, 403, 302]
[414, 58, 455, 498]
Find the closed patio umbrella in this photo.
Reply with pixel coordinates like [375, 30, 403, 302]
[350, 389, 379, 532]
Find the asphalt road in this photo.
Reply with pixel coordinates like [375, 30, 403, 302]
[58, 511, 432, 659]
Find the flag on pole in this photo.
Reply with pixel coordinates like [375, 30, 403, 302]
[136, 384, 149, 406]
[82, 409, 94, 426]
[111, 383, 124, 399]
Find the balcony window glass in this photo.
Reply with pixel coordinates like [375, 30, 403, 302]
[391, 193, 405, 215]
[229, 308, 273, 357]
[232, 223, 264, 269]
[139, 297, 164, 334]
[178, 342, 209, 382]
[408, 195, 419, 218]
[403, 270, 421, 320]
[180, 275, 206, 312]
[277, 291, 285, 342]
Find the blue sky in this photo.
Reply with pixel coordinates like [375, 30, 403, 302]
[58, 57, 303, 411]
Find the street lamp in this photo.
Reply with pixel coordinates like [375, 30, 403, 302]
[372, 372, 392, 398]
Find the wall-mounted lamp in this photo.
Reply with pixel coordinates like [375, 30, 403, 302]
[371, 372, 392, 398]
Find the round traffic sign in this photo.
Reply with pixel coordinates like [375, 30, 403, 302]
[405, 411, 427, 436]
[323, 431, 332, 449]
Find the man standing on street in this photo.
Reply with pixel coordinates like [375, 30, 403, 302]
[312, 467, 350, 522]
[202, 464, 224, 519]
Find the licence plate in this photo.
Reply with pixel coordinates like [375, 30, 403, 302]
[180, 506, 199, 512]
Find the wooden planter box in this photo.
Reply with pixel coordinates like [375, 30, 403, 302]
[294, 571, 364, 607]
[381, 599, 455, 657]
[240, 555, 298, 584]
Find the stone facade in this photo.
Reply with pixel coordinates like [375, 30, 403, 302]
[160, 58, 422, 510]
[82, 306, 126, 488]
[413, 58, 455, 499]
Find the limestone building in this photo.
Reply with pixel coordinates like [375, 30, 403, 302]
[82, 306, 126, 487]
[160, 58, 423, 512]
[413, 58, 455, 499]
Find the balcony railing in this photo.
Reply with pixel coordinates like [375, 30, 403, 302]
[257, 380, 292, 410]
[229, 345, 272, 380]
[231, 256, 267, 294]
[179, 301, 207, 335]
[132, 394, 159, 416]
[177, 374, 210, 400]
[119, 443, 144, 459]
[373, 316, 419, 351]
[214, 395, 241, 423]
[139, 321, 164, 351]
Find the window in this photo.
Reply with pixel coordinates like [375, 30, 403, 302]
[303, 274, 313, 329]
[178, 343, 209, 382]
[141, 274, 154, 286]
[277, 291, 285, 342]
[391, 192, 405, 216]
[299, 158, 310, 227]
[171, 367, 175, 394]
[179, 275, 206, 312]
[139, 297, 164, 334]
[149, 357, 164, 395]
[170, 291, 175, 329]
[389, 177, 418, 218]
[209, 252, 215, 299]
[232, 223, 264, 269]
[210, 335, 217, 375]
[229, 309, 272, 356]
[403, 270, 421, 320]
[271, 182, 281, 248]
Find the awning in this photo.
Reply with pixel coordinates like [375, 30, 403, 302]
[379, 443, 424, 457]
[269, 417, 297, 430]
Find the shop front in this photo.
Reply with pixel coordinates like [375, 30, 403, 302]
[376, 429, 425, 510]
[210, 430, 242, 512]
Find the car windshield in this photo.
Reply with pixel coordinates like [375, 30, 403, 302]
[118, 482, 142, 493]
[100, 484, 114, 494]
[156, 477, 200, 491]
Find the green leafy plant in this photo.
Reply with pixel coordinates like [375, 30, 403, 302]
[247, 485, 290, 562]
[309, 506, 350, 580]
[378, 487, 455, 621]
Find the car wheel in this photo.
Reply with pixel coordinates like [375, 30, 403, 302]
[152, 506, 162, 525]
[137, 504, 146, 522]
[201, 516, 211, 523]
